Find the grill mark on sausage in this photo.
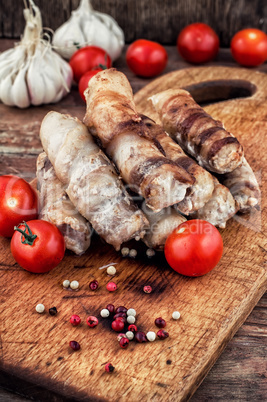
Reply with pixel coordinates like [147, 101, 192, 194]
[207, 137, 241, 160]
[130, 157, 188, 187]
[174, 156, 196, 171]
[179, 111, 209, 141]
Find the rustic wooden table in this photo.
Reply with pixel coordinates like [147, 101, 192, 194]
[0, 39, 266, 401]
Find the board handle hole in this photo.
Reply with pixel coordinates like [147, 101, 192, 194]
[183, 80, 257, 107]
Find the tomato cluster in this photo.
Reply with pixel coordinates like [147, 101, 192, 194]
[0, 175, 65, 274]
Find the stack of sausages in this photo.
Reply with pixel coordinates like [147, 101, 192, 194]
[37, 69, 260, 255]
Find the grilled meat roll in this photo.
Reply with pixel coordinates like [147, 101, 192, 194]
[141, 115, 215, 215]
[221, 158, 260, 212]
[83, 69, 195, 213]
[191, 177, 237, 228]
[40, 111, 148, 251]
[150, 88, 244, 174]
[37, 152, 91, 255]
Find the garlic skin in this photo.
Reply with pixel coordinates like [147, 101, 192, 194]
[0, 0, 72, 109]
[52, 0, 125, 61]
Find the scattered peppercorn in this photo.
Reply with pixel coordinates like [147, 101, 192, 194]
[127, 308, 136, 317]
[69, 340, 80, 351]
[115, 306, 127, 314]
[119, 337, 129, 349]
[128, 324, 137, 333]
[49, 307, 58, 316]
[105, 362, 115, 373]
[155, 317, 166, 328]
[117, 333, 127, 342]
[172, 311, 181, 320]
[157, 329, 169, 340]
[129, 248, 137, 258]
[89, 280, 98, 291]
[100, 309, 110, 318]
[106, 304, 115, 314]
[70, 280, 79, 290]
[125, 331, 134, 341]
[62, 280, 70, 288]
[107, 265, 116, 275]
[146, 331, 156, 342]
[121, 247, 130, 257]
[135, 331, 147, 343]
[70, 314, 81, 326]
[146, 248, 155, 258]
[127, 315, 136, 324]
[86, 316, 98, 328]
[111, 319, 125, 332]
[36, 304, 45, 314]
[106, 282, 117, 292]
[143, 285, 152, 294]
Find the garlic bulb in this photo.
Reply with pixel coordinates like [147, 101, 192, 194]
[0, 0, 72, 109]
[52, 0, 125, 61]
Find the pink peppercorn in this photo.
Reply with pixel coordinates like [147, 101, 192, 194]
[119, 337, 129, 349]
[115, 306, 127, 314]
[117, 333, 127, 341]
[111, 319, 125, 332]
[89, 280, 98, 291]
[105, 362, 115, 373]
[155, 317, 166, 328]
[135, 331, 147, 343]
[106, 282, 117, 292]
[128, 324, 137, 333]
[143, 285, 152, 294]
[106, 304, 115, 314]
[86, 316, 98, 328]
[157, 329, 169, 340]
[69, 340, 80, 351]
[70, 314, 81, 326]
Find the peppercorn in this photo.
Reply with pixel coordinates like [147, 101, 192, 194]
[49, 307, 57, 316]
[105, 362, 115, 373]
[128, 324, 137, 333]
[70, 314, 81, 326]
[106, 282, 117, 292]
[106, 304, 115, 314]
[89, 280, 98, 291]
[135, 331, 147, 343]
[157, 329, 169, 340]
[111, 319, 125, 332]
[155, 317, 166, 328]
[143, 285, 152, 294]
[86, 316, 98, 328]
[69, 340, 80, 351]
[36, 304, 45, 314]
[119, 337, 129, 349]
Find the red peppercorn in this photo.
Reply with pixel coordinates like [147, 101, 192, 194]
[135, 331, 147, 343]
[106, 282, 117, 292]
[70, 314, 81, 326]
[115, 306, 127, 314]
[106, 304, 115, 314]
[143, 285, 152, 293]
[117, 333, 127, 341]
[69, 340, 80, 351]
[89, 280, 98, 291]
[128, 324, 137, 333]
[86, 316, 98, 328]
[111, 319, 125, 332]
[155, 317, 166, 328]
[119, 337, 129, 349]
[157, 329, 169, 340]
[105, 362, 115, 373]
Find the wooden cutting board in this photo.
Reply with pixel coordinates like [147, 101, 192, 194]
[0, 66, 266, 402]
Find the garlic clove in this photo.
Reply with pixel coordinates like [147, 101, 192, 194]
[10, 61, 31, 108]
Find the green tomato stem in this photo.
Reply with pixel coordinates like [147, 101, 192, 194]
[14, 221, 37, 246]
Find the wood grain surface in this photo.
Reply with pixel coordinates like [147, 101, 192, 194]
[0, 40, 266, 401]
[1, 0, 266, 47]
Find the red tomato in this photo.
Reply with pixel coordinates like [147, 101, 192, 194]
[164, 220, 223, 277]
[69, 46, 112, 83]
[126, 39, 168, 77]
[11, 220, 65, 273]
[0, 175, 38, 238]
[78, 69, 104, 102]
[177, 23, 219, 64]
[231, 28, 267, 67]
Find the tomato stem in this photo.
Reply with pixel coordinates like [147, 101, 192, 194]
[14, 221, 37, 246]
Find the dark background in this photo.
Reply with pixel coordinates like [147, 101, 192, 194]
[0, 0, 266, 46]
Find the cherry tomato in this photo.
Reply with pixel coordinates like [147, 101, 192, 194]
[231, 28, 267, 67]
[69, 46, 112, 83]
[0, 175, 38, 238]
[126, 39, 168, 77]
[78, 69, 104, 102]
[164, 220, 223, 277]
[177, 23, 219, 64]
[11, 220, 65, 273]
